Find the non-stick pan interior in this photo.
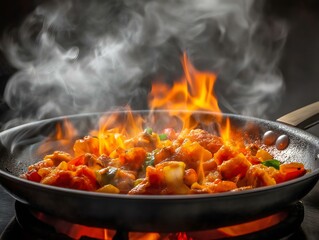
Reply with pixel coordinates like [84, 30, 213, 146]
[1, 110, 319, 177]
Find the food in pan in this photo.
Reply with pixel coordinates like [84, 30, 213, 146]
[19, 54, 308, 194]
[21, 126, 307, 195]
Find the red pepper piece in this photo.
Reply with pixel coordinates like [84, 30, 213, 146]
[277, 163, 307, 183]
[26, 170, 42, 182]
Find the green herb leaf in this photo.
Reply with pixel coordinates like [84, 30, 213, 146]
[261, 159, 281, 170]
[159, 133, 168, 141]
[139, 150, 157, 175]
[144, 127, 153, 135]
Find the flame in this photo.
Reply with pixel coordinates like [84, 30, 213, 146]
[218, 212, 287, 236]
[149, 53, 220, 113]
[91, 51, 230, 156]
[185, 211, 287, 239]
[149, 53, 232, 144]
[149, 53, 222, 130]
[129, 233, 161, 240]
[97, 106, 144, 137]
[176, 232, 192, 240]
[88, 106, 145, 155]
[37, 119, 78, 155]
[39, 53, 233, 156]
[35, 207, 286, 240]
[220, 117, 231, 143]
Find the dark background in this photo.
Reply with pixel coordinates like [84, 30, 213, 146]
[0, 0, 319, 238]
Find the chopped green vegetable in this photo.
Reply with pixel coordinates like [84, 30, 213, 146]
[145, 152, 155, 167]
[96, 166, 118, 186]
[134, 178, 144, 187]
[139, 151, 157, 175]
[159, 133, 168, 141]
[144, 127, 153, 135]
[261, 159, 281, 170]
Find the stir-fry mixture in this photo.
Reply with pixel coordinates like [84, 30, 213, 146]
[21, 127, 307, 195]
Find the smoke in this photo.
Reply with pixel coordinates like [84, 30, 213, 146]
[1, 0, 287, 128]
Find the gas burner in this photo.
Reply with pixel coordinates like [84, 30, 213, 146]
[1, 201, 304, 240]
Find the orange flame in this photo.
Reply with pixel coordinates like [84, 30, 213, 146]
[39, 53, 232, 156]
[37, 119, 78, 155]
[176, 232, 192, 240]
[36, 210, 286, 240]
[220, 117, 231, 143]
[149, 53, 220, 113]
[92, 50, 232, 155]
[89, 106, 145, 156]
[54, 119, 78, 142]
[149, 52, 230, 142]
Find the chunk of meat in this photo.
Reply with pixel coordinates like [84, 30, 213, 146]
[190, 180, 237, 194]
[109, 147, 147, 171]
[214, 145, 237, 165]
[218, 153, 252, 180]
[238, 164, 277, 187]
[41, 163, 98, 191]
[175, 129, 223, 154]
[170, 140, 213, 170]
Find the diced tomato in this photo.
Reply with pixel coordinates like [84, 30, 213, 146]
[25, 170, 42, 182]
[147, 166, 162, 186]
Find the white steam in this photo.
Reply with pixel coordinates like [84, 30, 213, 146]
[1, 0, 287, 127]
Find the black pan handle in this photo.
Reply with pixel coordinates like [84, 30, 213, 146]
[277, 102, 319, 130]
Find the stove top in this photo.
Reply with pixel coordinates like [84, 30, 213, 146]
[0, 188, 316, 240]
[0, 199, 308, 240]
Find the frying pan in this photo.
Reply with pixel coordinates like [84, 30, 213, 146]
[0, 103, 319, 232]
